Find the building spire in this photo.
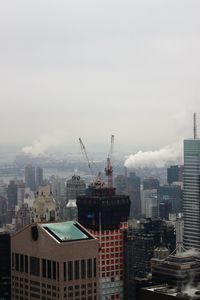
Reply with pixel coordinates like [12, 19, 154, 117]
[194, 112, 197, 139]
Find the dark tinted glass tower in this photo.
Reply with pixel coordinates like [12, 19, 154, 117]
[35, 166, 43, 190]
[7, 180, 17, 209]
[77, 186, 130, 300]
[0, 233, 11, 300]
[115, 172, 141, 219]
[25, 164, 36, 192]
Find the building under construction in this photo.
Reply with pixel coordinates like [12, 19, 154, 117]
[77, 186, 130, 300]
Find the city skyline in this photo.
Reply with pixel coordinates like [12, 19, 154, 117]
[0, 1, 200, 154]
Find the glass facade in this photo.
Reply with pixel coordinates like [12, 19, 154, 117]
[183, 139, 200, 250]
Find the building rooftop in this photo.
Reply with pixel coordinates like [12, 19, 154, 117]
[142, 285, 200, 299]
[41, 221, 93, 243]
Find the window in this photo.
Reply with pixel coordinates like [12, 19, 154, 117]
[57, 262, 59, 281]
[15, 253, 19, 271]
[47, 260, 52, 279]
[53, 261, 56, 280]
[25, 255, 28, 273]
[75, 261, 79, 280]
[68, 261, 73, 281]
[20, 254, 24, 272]
[87, 259, 92, 278]
[30, 256, 40, 276]
[93, 258, 97, 277]
[42, 259, 46, 278]
[12, 253, 14, 270]
[63, 262, 66, 281]
[81, 260, 86, 279]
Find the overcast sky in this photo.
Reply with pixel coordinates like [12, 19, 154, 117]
[0, 0, 200, 154]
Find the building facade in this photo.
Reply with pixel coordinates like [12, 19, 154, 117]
[31, 185, 59, 223]
[36, 166, 43, 190]
[183, 139, 200, 250]
[115, 172, 141, 219]
[25, 164, 36, 192]
[11, 221, 99, 300]
[77, 186, 130, 300]
[0, 232, 11, 300]
[66, 175, 86, 202]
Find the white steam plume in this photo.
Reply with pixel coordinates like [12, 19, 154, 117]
[124, 143, 182, 169]
[22, 129, 66, 157]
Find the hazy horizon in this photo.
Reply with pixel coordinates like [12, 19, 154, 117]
[0, 0, 200, 155]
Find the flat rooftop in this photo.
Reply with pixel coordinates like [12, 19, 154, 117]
[41, 221, 93, 243]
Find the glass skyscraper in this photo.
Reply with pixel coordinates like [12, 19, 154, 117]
[183, 139, 200, 250]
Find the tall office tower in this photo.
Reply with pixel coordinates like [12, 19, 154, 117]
[25, 164, 36, 192]
[126, 172, 141, 218]
[143, 178, 160, 190]
[183, 139, 200, 250]
[159, 200, 172, 220]
[167, 165, 184, 184]
[66, 175, 86, 202]
[115, 172, 141, 219]
[0, 195, 7, 226]
[0, 232, 11, 300]
[124, 218, 175, 300]
[7, 180, 18, 210]
[35, 166, 43, 189]
[49, 176, 66, 219]
[141, 189, 158, 218]
[11, 221, 99, 300]
[17, 182, 25, 206]
[77, 186, 130, 300]
[157, 184, 182, 217]
[15, 203, 31, 232]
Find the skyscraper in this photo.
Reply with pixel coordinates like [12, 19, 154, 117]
[77, 186, 130, 300]
[115, 172, 141, 219]
[183, 139, 200, 250]
[66, 175, 86, 202]
[0, 233, 11, 300]
[35, 166, 43, 190]
[11, 221, 99, 299]
[7, 180, 18, 210]
[25, 164, 36, 192]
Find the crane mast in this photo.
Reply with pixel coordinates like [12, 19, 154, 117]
[105, 135, 114, 188]
[79, 138, 94, 180]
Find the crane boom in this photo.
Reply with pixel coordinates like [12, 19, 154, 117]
[79, 138, 94, 178]
[105, 135, 114, 188]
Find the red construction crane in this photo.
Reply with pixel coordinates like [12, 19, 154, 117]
[105, 135, 114, 188]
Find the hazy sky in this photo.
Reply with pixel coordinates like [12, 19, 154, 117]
[0, 0, 200, 154]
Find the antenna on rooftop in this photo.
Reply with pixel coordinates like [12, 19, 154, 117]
[194, 112, 197, 139]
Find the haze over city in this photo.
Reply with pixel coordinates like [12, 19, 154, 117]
[0, 0, 200, 157]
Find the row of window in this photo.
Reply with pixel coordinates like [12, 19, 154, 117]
[12, 253, 59, 280]
[12, 253, 97, 282]
[63, 258, 96, 281]
[100, 241, 123, 246]
[101, 253, 123, 259]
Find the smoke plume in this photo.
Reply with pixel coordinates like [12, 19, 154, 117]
[22, 130, 66, 157]
[124, 143, 182, 169]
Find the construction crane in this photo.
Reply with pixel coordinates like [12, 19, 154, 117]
[79, 138, 103, 187]
[105, 135, 114, 188]
[79, 138, 94, 180]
